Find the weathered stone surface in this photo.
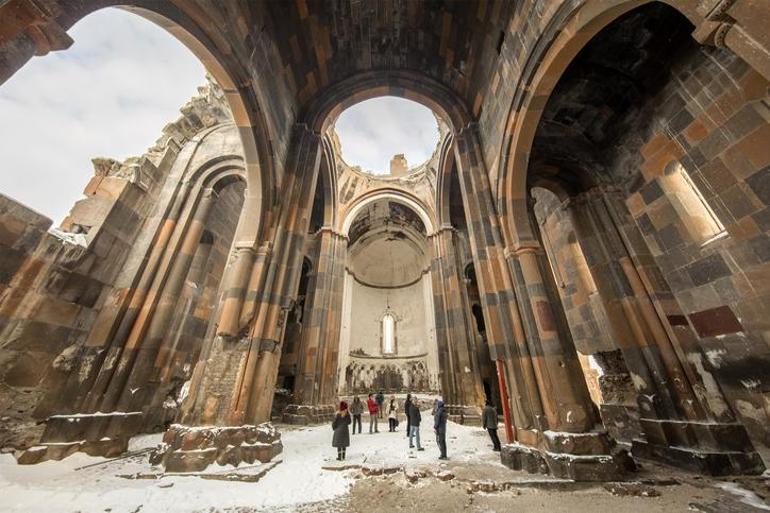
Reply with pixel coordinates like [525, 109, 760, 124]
[151, 423, 282, 473]
[0, 0, 769, 482]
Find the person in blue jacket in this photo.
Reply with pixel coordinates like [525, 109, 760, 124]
[434, 399, 448, 460]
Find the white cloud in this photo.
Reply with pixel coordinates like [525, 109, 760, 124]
[334, 97, 439, 175]
[0, 8, 205, 223]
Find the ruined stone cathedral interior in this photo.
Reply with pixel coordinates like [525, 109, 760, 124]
[2, 0, 770, 511]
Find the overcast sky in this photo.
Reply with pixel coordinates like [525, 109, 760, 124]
[0, 9, 205, 224]
[0, 9, 438, 224]
[334, 97, 439, 175]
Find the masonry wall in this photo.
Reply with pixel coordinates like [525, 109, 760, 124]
[339, 272, 439, 394]
[607, 45, 770, 460]
[0, 151, 168, 448]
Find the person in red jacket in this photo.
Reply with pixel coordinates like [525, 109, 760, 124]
[367, 393, 379, 433]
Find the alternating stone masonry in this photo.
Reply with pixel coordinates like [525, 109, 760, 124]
[1, 0, 770, 479]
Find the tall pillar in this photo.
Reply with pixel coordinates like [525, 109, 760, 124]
[505, 240, 597, 433]
[148, 126, 321, 472]
[567, 186, 764, 475]
[430, 224, 485, 424]
[283, 227, 346, 424]
[81, 180, 195, 412]
[181, 124, 322, 428]
[454, 125, 629, 480]
[453, 127, 543, 441]
[112, 188, 219, 414]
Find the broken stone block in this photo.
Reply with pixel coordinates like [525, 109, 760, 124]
[151, 423, 282, 472]
[404, 468, 427, 483]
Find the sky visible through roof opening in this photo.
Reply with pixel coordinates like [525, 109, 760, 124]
[0, 9, 205, 224]
[334, 97, 440, 175]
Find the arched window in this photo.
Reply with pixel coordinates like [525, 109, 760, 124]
[661, 161, 726, 245]
[381, 312, 397, 355]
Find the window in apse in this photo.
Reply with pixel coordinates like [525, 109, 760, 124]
[660, 161, 726, 246]
[382, 312, 396, 355]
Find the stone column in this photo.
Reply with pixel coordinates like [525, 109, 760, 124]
[283, 227, 346, 424]
[113, 188, 218, 413]
[147, 126, 321, 472]
[566, 186, 764, 475]
[317, 232, 347, 408]
[454, 125, 628, 480]
[216, 245, 258, 337]
[453, 127, 543, 440]
[181, 124, 322, 429]
[505, 240, 597, 433]
[430, 225, 485, 424]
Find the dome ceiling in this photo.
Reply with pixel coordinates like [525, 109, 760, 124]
[347, 198, 428, 288]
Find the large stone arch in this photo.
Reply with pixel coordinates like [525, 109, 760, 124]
[493, 0, 770, 473]
[303, 70, 473, 135]
[340, 189, 437, 237]
[0, 1, 275, 248]
[496, 0, 770, 249]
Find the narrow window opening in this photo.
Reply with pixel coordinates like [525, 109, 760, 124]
[661, 161, 726, 246]
[381, 312, 396, 355]
[496, 30, 506, 54]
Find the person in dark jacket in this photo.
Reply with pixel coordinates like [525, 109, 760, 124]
[434, 399, 448, 459]
[404, 393, 412, 439]
[407, 399, 424, 450]
[375, 391, 385, 419]
[482, 401, 501, 452]
[332, 401, 351, 460]
[350, 396, 364, 434]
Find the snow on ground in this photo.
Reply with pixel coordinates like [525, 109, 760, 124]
[714, 481, 770, 511]
[0, 413, 498, 512]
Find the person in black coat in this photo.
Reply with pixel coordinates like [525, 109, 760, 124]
[332, 401, 351, 460]
[404, 393, 412, 439]
[407, 399, 424, 450]
[375, 391, 385, 419]
[482, 401, 501, 452]
[434, 399, 448, 460]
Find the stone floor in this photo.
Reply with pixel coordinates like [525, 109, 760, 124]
[1, 417, 768, 512]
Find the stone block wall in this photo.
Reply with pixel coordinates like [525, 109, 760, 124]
[0, 152, 171, 449]
[611, 45, 770, 460]
[0, 81, 242, 451]
[532, 188, 615, 356]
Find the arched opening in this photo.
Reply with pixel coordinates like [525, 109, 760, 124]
[333, 96, 440, 176]
[381, 311, 397, 355]
[0, 8, 205, 225]
[0, 2, 275, 456]
[338, 195, 439, 396]
[511, 1, 770, 466]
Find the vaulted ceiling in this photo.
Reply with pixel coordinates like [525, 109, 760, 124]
[347, 198, 428, 288]
[528, 3, 696, 194]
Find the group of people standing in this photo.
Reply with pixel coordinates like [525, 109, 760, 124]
[330, 392, 454, 461]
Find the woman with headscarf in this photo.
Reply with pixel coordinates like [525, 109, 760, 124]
[332, 401, 351, 460]
[387, 396, 399, 432]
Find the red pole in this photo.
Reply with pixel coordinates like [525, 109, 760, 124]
[496, 359, 515, 443]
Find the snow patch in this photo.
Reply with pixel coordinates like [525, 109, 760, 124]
[0, 413, 495, 512]
[740, 379, 761, 390]
[705, 348, 726, 367]
[715, 481, 770, 511]
[48, 411, 142, 419]
[629, 372, 647, 391]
